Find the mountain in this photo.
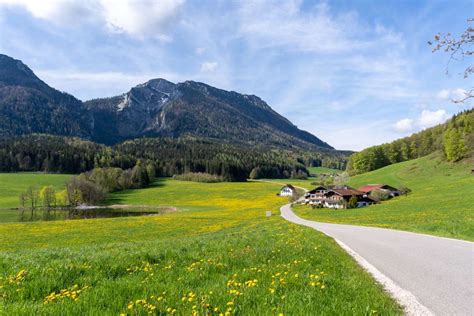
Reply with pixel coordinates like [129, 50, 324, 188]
[0, 54, 333, 150]
[0, 54, 93, 139]
[85, 79, 333, 149]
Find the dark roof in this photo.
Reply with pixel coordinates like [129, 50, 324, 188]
[308, 185, 332, 194]
[359, 196, 378, 203]
[325, 188, 365, 197]
[281, 184, 296, 190]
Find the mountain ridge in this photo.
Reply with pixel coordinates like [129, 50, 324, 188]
[0, 53, 333, 150]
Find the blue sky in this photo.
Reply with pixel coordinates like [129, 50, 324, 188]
[0, 0, 472, 150]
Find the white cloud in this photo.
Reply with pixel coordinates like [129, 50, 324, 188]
[0, 0, 185, 39]
[0, 0, 98, 24]
[394, 109, 449, 134]
[437, 89, 450, 100]
[200, 61, 218, 72]
[36, 70, 187, 100]
[394, 118, 415, 132]
[195, 47, 206, 55]
[451, 88, 468, 101]
[437, 88, 469, 102]
[101, 0, 184, 39]
[418, 109, 449, 128]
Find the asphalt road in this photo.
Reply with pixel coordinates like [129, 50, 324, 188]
[280, 204, 474, 316]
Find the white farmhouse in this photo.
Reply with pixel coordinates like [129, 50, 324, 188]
[279, 184, 297, 197]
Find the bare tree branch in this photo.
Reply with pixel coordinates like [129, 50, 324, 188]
[429, 18, 473, 103]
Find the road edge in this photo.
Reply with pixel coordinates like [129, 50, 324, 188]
[280, 203, 433, 316]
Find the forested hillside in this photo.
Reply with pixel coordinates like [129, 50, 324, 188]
[296, 152, 474, 240]
[0, 134, 348, 181]
[347, 109, 473, 175]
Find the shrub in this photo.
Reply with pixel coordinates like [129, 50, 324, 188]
[174, 172, 225, 183]
[348, 195, 358, 209]
[398, 186, 412, 196]
[66, 177, 106, 206]
[370, 190, 390, 201]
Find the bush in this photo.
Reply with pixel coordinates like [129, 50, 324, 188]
[65, 161, 151, 206]
[398, 186, 412, 196]
[348, 195, 358, 209]
[370, 190, 390, 201]
[174, 172, 225, 183]
[66, 176, 106, 206]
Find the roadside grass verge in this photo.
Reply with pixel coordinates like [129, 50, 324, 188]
[294, 153, 474, 241]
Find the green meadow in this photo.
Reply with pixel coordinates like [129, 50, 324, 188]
[0, 173, 71, 209]
[0, 173, 72, 223]
[307, 167, 342, 175]
[295, 153, 474, 241]
[0, 177, 401, 315]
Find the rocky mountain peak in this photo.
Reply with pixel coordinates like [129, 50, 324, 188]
[138, 78, 176, 94]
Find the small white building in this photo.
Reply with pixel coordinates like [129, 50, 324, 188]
[279, 184, 297, 197]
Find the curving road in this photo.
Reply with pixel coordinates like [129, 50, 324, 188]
[280, 204, 474, 316]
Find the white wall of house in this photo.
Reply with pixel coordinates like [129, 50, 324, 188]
[324, 201, 344, 209]
[280, 187, 294, 197]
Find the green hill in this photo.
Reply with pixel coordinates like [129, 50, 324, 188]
[295, 152, 474, 241]
[346, 109, 473, 175]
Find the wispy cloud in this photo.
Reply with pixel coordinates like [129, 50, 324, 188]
[36, 70, 188, 100]
[200, 61, 218, 72]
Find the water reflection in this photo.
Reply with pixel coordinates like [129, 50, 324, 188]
[15, 207, 173, 222]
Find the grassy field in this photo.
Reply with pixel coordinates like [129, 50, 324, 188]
[307, 167, 342, 175]
[0, 173, 72, 223]
[295, 153, 474, 241]
[0, 173, 71, 209]
[0, 176, 402, 314]
[252, 179, 316, 191]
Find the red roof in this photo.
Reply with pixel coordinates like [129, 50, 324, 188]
[358, 184, 385, 193]
[358, 184, 398, 193]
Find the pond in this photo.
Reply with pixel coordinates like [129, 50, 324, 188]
[0, 207, 177, 223]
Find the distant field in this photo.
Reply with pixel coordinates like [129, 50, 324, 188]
[0, 173, 71, 209]
[253, 178, 316, 191]
[0, 178, 401, 314]
[295, 153, 474, 241]
[307, 166, 342, 175]
[255, 168, 342, 191]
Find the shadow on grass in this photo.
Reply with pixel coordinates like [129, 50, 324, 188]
[105, 178, 168, 205]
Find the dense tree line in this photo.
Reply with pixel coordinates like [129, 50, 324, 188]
[17, 163, 152, 208]
[66, 162, 151, 205]
[347, 109, 473, 175]
[0, 135, 348, 180]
